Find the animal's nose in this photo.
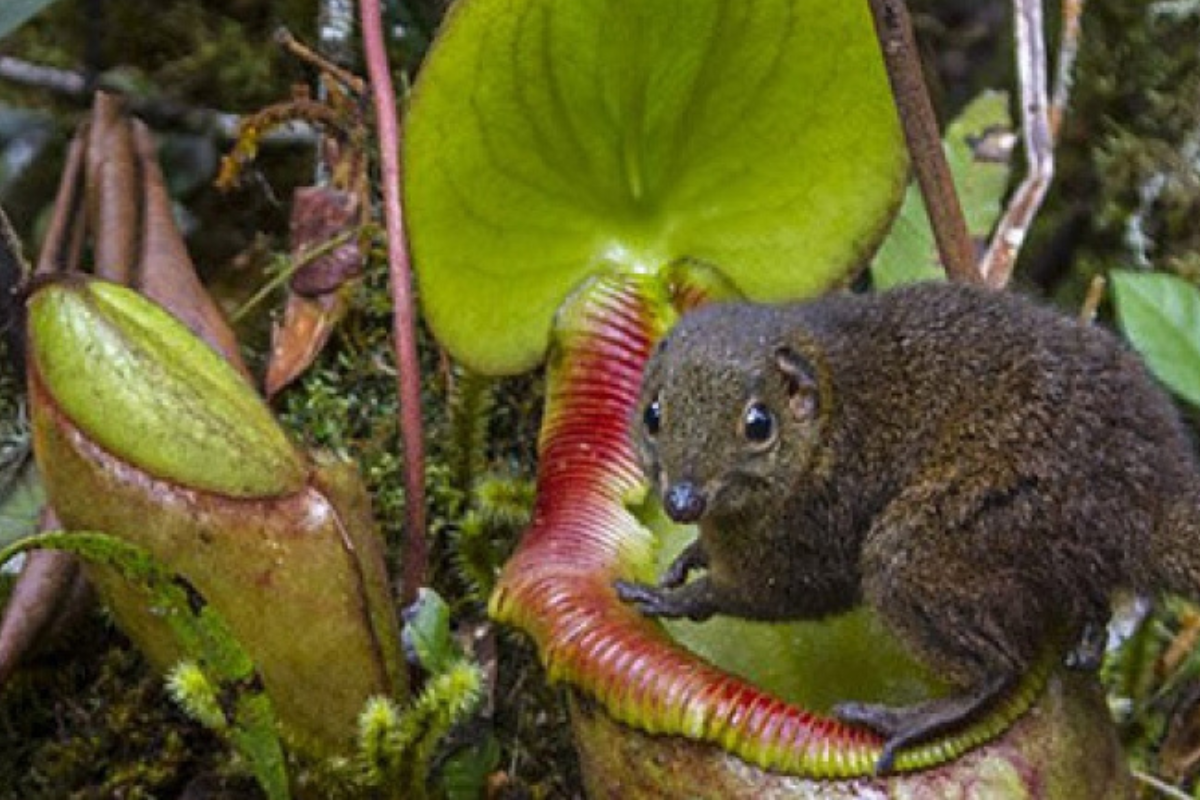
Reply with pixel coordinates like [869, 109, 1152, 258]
[664, 482, 707, 523]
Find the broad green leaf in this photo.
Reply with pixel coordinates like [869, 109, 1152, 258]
[405, 0, 906, 374]
[0, 0, 60, 39]
[27, 279, 306, 497]
[1111, 270, 1200, 408]
[871, 90, 1013, 289]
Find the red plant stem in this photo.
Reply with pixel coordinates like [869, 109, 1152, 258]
[358, 0, 427, 608]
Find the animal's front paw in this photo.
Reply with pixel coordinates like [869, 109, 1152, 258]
[613, 578, 717, 621]
[658, 541, 708, 588]
[614, 580, 686, 618]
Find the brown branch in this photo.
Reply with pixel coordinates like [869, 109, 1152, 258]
[215, 98, 346, 190]
[866, 0, 982, 285]
[275, 27, 366, 96]
[359, 0, 428, 608]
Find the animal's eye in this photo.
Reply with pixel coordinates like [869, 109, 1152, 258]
[643, 396, 662, 437]
[743, 402, 776, 444]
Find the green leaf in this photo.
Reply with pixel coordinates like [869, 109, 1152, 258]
[228, 692, 290, 800]
[405, 0, 906, 374]
[0, 0, 60, 39]
[871, 90, 1013, 289]
[437, 732, 501, 800]
[402, 587, 456, 675]
[1111, 270, 1200, 408]
[27, 278, 306, 497]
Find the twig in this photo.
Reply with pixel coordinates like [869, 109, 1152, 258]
[0, 204, 29, 285]
[1130, 769, 1191, 800]
[359, 0, 428, 608]
[1078, 275, 1106, 323]
[215, 98, 348, 190]
[0, 56, 87, 95]
[1050, 0, 1086, 138]
[979, 0, 1085, 287]
[275, 26, 366, 96]
[866, 0, 982, 285]
[0, 55, 317, 145]
[0, 204, 31, 370]
[230, 230, 358, 322]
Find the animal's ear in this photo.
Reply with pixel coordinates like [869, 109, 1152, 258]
[774, 346, 819, 420]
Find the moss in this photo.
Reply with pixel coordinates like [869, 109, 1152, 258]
[275, 259, 410, 546]
[0, 620, 250, 798]
[0, 0, 320, 111]
[1008, 1, 1200, 304]
[898, 3, 1200, 302]
[1064, 2, 1200, 279]
[275, 249, 544, 570]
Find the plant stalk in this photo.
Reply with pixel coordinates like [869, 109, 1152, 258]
[359, 0, 428, 607]
[866, 0, 981, 285]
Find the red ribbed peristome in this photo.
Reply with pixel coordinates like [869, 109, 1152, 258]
[489, 271, 883, 777]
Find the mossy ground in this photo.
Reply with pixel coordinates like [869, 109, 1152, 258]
[0, 614, 255, 798]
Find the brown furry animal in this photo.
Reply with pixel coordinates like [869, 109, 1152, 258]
[616, 281, 1200, 771]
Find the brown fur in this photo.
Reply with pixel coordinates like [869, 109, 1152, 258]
[616, 281, 1200, 767]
